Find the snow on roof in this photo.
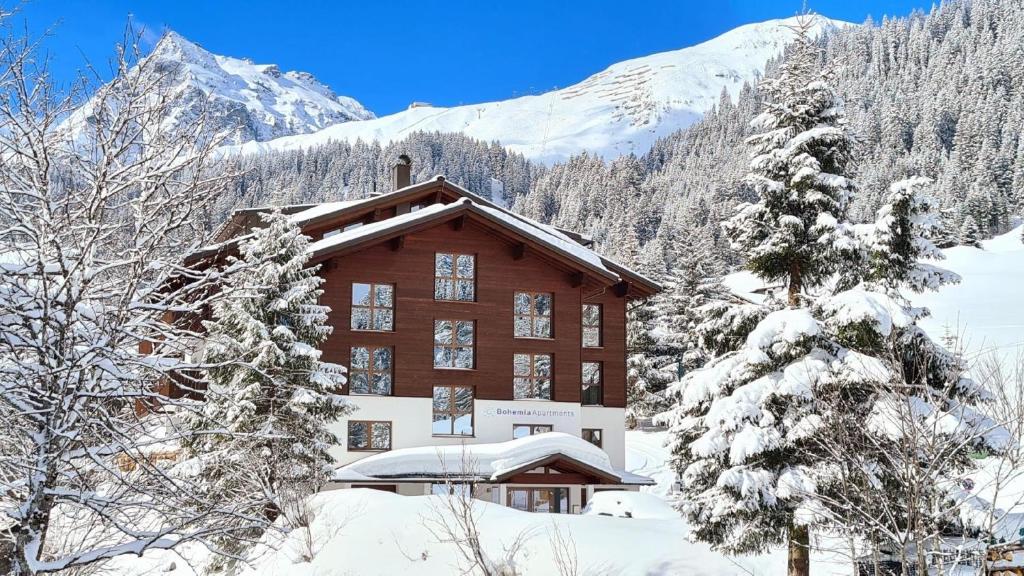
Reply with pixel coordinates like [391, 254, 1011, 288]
[305, 200, 462, 257]
[333, 432, 652, 485]
[286, 198, 365, 225]
[473, 203, 612, 276]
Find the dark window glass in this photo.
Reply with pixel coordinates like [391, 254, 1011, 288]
[582, 428, 603, 449]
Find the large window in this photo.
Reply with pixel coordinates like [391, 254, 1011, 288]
[433, 385, 474, 436]
[582, 304, 602, 348]
[514, 353, 552, 400]
[349, 347, 392, 395]
[435, 253, 476, 301]
[351, 283, 394, 331]
[347, 420, 392, 451]
[514, 292, 553, 338]
[582, 362, 603, 405]
[434, 320, 475, 369]
[513, 424, 553, 439]
[582, 428, 603, 448]
[508, 487, 569, 513]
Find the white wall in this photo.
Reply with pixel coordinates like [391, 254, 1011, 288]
[330, 396, 626, 469]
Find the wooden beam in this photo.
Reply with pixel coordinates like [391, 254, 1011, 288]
[433, 191, 444, 204]
[569, 272, 584, 288]
[390, 235, 405, 251]
[512, 243, 527, 260]
[613, 281, 629, 298]
[451, 214, 466, 231]
[371, 207, 383, 222]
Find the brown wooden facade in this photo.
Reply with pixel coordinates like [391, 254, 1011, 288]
[198, 177, 659, 410]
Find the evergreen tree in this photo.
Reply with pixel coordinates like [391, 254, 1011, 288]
[183, 210, 351, 564]
[959, 214, 983, 248]
[659, 22, 1003, 575]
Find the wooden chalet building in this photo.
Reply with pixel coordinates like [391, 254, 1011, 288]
[202, 158, 661, 513]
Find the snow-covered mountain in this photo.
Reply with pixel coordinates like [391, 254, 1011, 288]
[235, 16, 847, 163]
[71, 31, 374, 145]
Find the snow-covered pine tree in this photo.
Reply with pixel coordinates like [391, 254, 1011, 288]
[660, 19, 857, 573]
[183, 210, 351, 563]
[625, 302, 674, 424]
[959, 214, 983, 248]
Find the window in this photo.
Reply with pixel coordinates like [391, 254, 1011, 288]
[582, 304, 602, 347]
[435, 253, 476, 301]
[433, 385, 473, 436]
[433, 320, 475, 369]
[514, 292, 553, 338]
[582, 428, 603, 448]
[347, 421, 392, 451]
[582, 362, 602, 405]
[514, 353, 552, 400]
[508, 487, 569, 513]
[431, 483, 472, 498]
[351, 283, 394, 331]
[513, 424, 553, 439]
[349, 347, 392, 395]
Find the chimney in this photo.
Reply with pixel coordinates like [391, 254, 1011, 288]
[392, 154, 411, 191]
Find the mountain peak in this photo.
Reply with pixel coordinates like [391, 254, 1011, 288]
[123, 30, 375, 144]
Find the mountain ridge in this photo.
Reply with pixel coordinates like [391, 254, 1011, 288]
[232, 16, 850, 163]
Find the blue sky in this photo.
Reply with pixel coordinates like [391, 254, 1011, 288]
[18, 0, 930, 115]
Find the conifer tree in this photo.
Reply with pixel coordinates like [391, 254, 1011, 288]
[183, 210, 351, 563]
[659, 22, 1004, 575]
[959, 214, 983, 248]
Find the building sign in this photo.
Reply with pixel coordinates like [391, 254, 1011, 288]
[483, 407, 578, 419]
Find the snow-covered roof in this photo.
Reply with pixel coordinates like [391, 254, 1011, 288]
[196, 175, 660, 295]
[332, 432, 654, 486]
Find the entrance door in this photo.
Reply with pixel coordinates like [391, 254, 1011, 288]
[507, 487, 569, 513]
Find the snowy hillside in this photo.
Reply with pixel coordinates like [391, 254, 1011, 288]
[725, 225, 1024, 364]
[235, 17, 847, 163]
[69, 31, 374, 145]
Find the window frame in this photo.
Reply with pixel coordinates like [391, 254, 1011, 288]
[347, 420, 393, 451]
[512, 423, 553, 439]
[350, 282, 395, 332]
[432, 384, 475, 437]
[434, 252, 477, 302]
[514, 352, 554, 400]
[433, 319, 476, 370]
[582, 303, 602, 348]
[514, 291, 554, 339]
[582, 361, 603, 406]
[582, 428, 603, 449]
[507, 487, 569, 514]
[348, 346, 393, 396]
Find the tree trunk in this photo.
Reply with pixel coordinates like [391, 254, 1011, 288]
[788, 261, 802, 307]
[788, 524, 811, 576]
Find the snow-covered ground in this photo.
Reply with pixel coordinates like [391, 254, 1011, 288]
[106, 228, 1024, 576]
[233, 17, 848, 163]
[725, 224, 1024, 366]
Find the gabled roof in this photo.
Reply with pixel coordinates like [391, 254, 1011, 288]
[196, 176, 662, 298]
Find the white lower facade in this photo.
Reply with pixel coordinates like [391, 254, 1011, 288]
[329, 396, 626, 469]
